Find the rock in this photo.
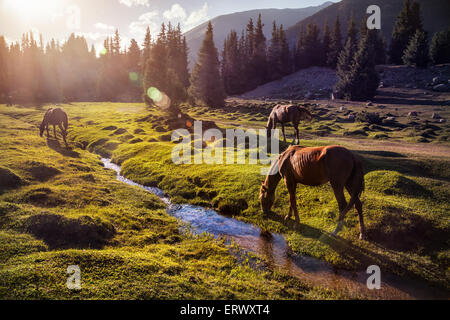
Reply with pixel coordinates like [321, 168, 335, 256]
[367, 102, 373, 106]
[439, 118, 446, 123]
[408, 111, 418, 117]
[432, 113, 441, 119]
[433, 84, 449, 92]
[386, 117, 396, 121]
[340, 106, 346, 111]
[348, 114, 355, 121]
[432, 77, 441, 85]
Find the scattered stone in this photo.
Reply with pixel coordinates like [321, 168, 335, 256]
[347, 114, 355, 121]
[433, 84, 449, 92]
[386, 117, 396, 121]
[439, 118, 446, 123]
[366, 102, 373, 106]
[339, 106, 346, 111]
[432, 77, 441, 85]
[431, 113, 441, 119]
[408, 111, 418, 117]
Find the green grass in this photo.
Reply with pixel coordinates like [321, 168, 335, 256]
[0, 103, 343, 300]
[0, 102, 449, 299]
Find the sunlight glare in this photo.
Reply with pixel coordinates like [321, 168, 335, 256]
[4, 0, 61, 18]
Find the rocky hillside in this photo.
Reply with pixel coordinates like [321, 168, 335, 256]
[238, 64, 450, 100]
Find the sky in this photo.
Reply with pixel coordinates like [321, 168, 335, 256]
[0, 0, 336, 53]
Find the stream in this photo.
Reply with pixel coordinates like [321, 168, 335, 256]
[102, 158, 448, 300]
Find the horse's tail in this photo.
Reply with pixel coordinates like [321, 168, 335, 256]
[62, 111, 68, 131]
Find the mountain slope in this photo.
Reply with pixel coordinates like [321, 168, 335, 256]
[185, 2, 334, 67]
[285, 0, 450, 46]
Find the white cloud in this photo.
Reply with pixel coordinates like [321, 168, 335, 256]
[119, 0, 149, 7]
[94, 22, 116, 31]
[163, 4, 186, 21]
[129, 10, 159, 42]
[185, 3, 209, 30]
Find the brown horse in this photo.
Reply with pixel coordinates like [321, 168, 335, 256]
[266, 104, 312, 144]
[260, 145, 366, 240]
[40, 108, 69, 145]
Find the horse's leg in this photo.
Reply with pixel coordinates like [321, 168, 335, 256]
[286, 178, 299, 224]
[345, 185, 366, 240]
[293, 122, 300, 145]
[331, 182, 348, 236]
[58, 124, 68, 146]
[281, 123, 286, 143]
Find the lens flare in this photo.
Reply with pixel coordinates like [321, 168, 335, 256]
[147, 87, 171, 109]
[100, 47, 107, 56]
[129, 72, 139, 82]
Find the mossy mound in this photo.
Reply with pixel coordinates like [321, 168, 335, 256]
[0, 166, 23, 191]
[22, 213, 115, 249]
[365, 170, 431, 197]
[25, 161, 61, 181]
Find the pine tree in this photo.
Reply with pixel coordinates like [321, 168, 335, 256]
[279, 24, 291, 76]
[321, 21, 331, 67]
[303, 23, 321, 67]
[251, 13, 268, 87]
[335, 31, 380, 101]
[0, 36, 9, 102]
[402, 29, 429, 67]
[141, 27, 152, 73]
[143, 23, 169, 105]
[346, 14, 358, 53]
[189, 22, 226, 108]
[389, 0, 423, 64]
[222, 30, 242, 95]
[429, 28, 450, 65]
[327, 16, 342, 68]
[268, 21, 282, 80]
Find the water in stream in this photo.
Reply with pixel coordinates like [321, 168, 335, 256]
[102, 158, 448, 300]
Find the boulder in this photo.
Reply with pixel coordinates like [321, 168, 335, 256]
[439, 118, 446, 123]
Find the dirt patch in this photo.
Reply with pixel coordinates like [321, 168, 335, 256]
[22, 213, 115, 249]
[0, 166, 23, 191]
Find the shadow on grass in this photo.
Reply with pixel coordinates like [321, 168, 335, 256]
[267, 212, 449, 295]
[47, 138, 80, 158]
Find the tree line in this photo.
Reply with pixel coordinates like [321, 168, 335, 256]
[0, 0, 449, 105]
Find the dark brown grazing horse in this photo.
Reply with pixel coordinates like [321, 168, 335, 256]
[266, 104, 313, 144]
[40, 108, 69, 145]
[260, 145, 366, 240]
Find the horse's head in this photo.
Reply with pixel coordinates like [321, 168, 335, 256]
[302, 108, 313, 122]
[39, 121, 45, 137]
[260, 182, 274, 214]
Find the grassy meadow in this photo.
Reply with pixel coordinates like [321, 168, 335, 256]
[0, 101, 449, 299]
